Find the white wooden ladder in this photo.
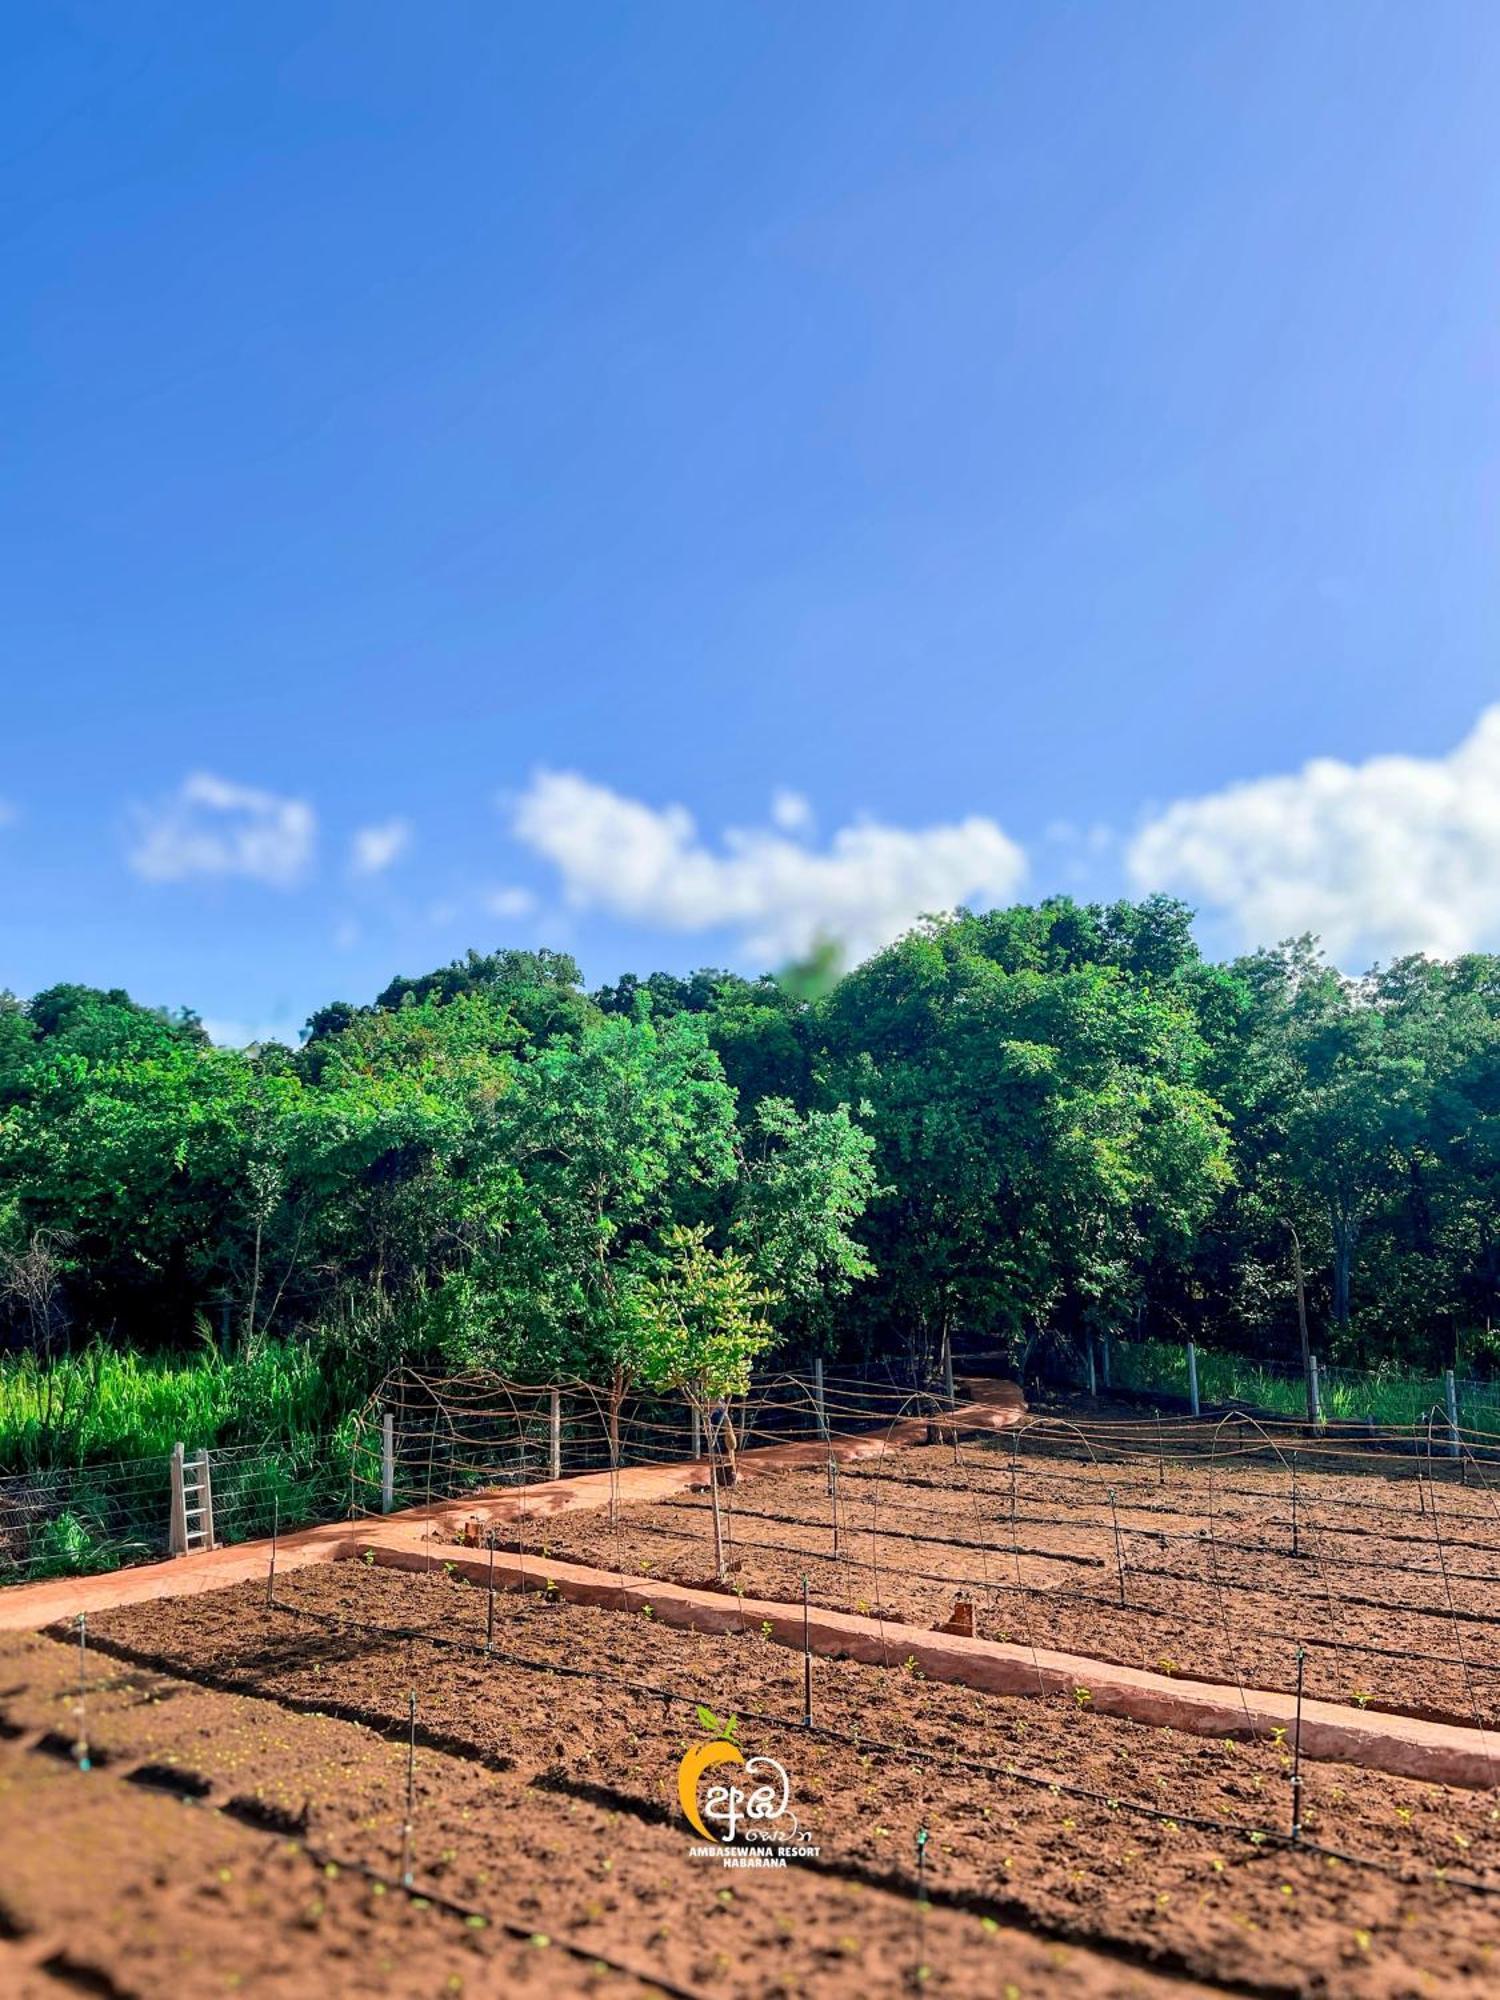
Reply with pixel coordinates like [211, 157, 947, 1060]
[169, 1443, 215, 1556]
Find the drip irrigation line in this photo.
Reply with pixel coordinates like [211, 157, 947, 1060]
[641, 1482, 1500, 1597]
[490, 1511, 1500, 1684]
[261, 1585, 1500, 1902]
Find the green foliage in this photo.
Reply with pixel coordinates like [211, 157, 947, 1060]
[8, 894, 1500, 1471]
[0, 1340, 346, 1472]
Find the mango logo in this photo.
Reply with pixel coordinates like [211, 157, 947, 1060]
[678, 1707, 800, 1847]
[678, 1736, 745, 1842]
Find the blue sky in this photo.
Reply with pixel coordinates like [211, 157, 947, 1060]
[5, 3, 1500, 1043]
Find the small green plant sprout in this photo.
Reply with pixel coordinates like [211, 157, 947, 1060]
[361, 1548, 376, 1566]
[1270, 1725, 1288, 1748]
[695, 1705, 741, 1744]
[759, 1620, 773, 1640]
[1073, 1686, 1093, 1708]
[1157, 1655, 1179, 1677]
[1351, 1688, 1372, 1710]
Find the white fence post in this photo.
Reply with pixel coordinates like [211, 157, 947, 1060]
[1446, 1369, 1460, 1458]
[1186, 1341, 1200, 1419]
[1101, 1333, 1111, 1391]
[941, 1332, 956, 1409]
[813, 1356, 828, 1441]
[381, 1411, 395, 1514]
[549, 1387, 562, 1483]
[169, 1441, 188, 1555]
[1085, 1335, 1097, 1398]
[690, 1398, 702, 1460]
[1309, 1356, 1321, 1426]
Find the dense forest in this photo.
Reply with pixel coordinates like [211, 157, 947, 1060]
[4, 895, 1500, 1403]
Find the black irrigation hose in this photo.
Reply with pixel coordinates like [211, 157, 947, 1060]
[572, 1497, 1500, 1674]
[639, 1483, 1500, 1597]
[260, 1589, 1500, 1903]
[845, 1453, 1500, 1530]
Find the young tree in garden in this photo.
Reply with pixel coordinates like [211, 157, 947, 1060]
[632, 1221, 778, 1577]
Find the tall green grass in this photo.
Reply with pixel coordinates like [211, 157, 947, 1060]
[1109, 1337, 1500, 1433]
[0, 1341, 361, 1473]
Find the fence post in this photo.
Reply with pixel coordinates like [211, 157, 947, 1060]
[813, 1357, 828, 1442]
[941, 1332, 956, 1409]
[1085, 1335, 1097, 1399]
[169, 1442, 188, 1556]
[1100, 1333, 1111, 1392]
[1309, 1356, 1321, 1427]
[690, 1398, 702, 1460]
[381, 1412, 395, 1514]
[1446, 1369, 1460, 1459]
[1186, 1341, 1200, 1419]
[549, 1387, 562, 1483]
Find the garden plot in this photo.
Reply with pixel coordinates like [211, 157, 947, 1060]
[39, 1562, 1500, 1997]
[476, 1426, 1500, 1729]
[1, 1618, 1211, 2000]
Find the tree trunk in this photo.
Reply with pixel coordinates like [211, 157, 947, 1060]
[1331, 1220, 1355, 1331]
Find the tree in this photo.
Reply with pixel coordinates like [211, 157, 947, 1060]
[632, 1222, 777, 1577]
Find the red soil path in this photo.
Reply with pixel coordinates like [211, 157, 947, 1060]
[0, 1395, 1023, 1633]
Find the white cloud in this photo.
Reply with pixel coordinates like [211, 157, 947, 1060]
[129, 773, 315, 888]
[485, 885, 537, 920]
[1128, 705, 1500, 962]
[510, 770, 1027, 964]
[349, 817, 411, 876]
[770, 787, 814, 836]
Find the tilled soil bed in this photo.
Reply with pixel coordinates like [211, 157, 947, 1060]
[483, 1434, 1500, 1727]
[50, 1560, 1500, 1998]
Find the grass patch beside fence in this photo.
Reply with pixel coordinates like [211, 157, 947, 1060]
[1109, 1336, 1500, 1434]
[0, 1341, 360, 1474]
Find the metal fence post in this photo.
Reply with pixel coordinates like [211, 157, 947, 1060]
[1446, 1369, 1460, 1458]
[690, 1398, 702, 1460]
[168, 1442, 188, 1556]
[381, 1411, 395, 1514]
[1186, 1341, 1200, 1419]
[813, 1356, 828, 1441]
[1309, 1356, 1321, 1426]
[1100, 1333, 1111, 1392]
[941, 1333, 956, 1409]
[549, 1387, 562, 1483]
[1085, 1335, 1097, 1398]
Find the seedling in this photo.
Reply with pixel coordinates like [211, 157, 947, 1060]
[695, 1705, 741, 1744]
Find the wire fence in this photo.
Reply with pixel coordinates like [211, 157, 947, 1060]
[1104, 1335, 1500, 1435]
[0, 1435, 346, 1583]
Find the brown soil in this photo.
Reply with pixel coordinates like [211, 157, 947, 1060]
[45, 1560, 1500, 1997]
[491, 1433, 1500, 1729]
[2, 1620, 1208, 2000]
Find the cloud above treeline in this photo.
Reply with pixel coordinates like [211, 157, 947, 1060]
[121, 707, 1500, 974]
[509, 769, 1028, 964]
[128, 773, 316, 887]
[349, 817, 411, 876]
[1128, 705, 1500, 964]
